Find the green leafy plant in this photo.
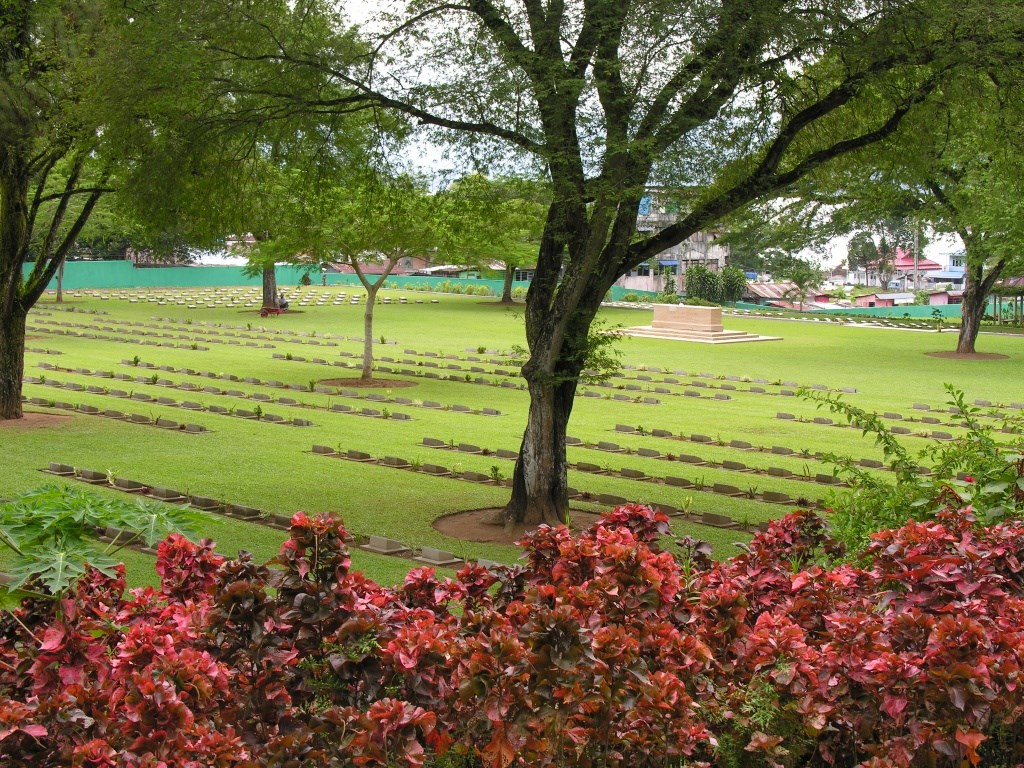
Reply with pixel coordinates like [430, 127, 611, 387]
[801, 384, 1024, 552]
[0, 485, 207, 595]
[489, 465, 505, 483]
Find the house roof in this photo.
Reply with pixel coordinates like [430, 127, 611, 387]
[891, 254, 942, 270]
[875, 292, 916, 300]
[743, 281, 797, 300]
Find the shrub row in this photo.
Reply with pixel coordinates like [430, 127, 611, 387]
[2, 504, 1023, 766]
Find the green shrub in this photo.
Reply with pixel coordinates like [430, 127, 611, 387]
[802, 384, 1024, 553]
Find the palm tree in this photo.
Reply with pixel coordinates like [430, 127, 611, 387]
[781, 262, 823, 311]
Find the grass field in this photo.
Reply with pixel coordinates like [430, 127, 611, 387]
[6, 285, 1023, 586]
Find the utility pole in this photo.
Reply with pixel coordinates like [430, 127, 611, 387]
[913, 222, 920, 291]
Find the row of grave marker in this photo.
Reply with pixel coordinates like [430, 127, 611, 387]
[41, 462, 473, 569]
[314, 443, 817, 523]
[23, 397, 209, 432]
[25, 376, 316, 427]
[96, 360, 498, 418]
[421, 435, 848, 489]
[609, 424, 924, 476]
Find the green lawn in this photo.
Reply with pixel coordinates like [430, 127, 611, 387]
[6, 287, 1022, 586]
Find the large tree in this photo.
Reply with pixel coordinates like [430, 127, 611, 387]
[337, 0, 1022, 524]
[124, 0, 1023, 522]
[0, 1, 109, 419]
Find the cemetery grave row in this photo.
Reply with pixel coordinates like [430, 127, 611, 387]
[22, 397, 210, 432]
[312, 443, 793, 527]
[25, 367, 404, 426]
[71, 287, 440, 308]
[610, 423, 929, 477]
[83, 358, 503, 418]
[776, 410, 963, 441]
[27, 320, 214, 351]
[40, 461, 468, 569]
[416, 436, 832, 503]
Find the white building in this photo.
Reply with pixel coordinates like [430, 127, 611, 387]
[615, 189, 729, 295]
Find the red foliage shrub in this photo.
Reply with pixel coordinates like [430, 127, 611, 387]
[2, 505, 1024, 766]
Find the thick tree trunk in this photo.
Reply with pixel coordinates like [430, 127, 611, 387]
[262, 263, 278, 308]
[56, 260, 64, 303]
[361, 286, 379, 380]
[0, 311, 27, 420]
[500, 265, 514, 303]
[956, 247, 1005, 354]
[957, 281, 987, 354]
[504, 376, 578, 525]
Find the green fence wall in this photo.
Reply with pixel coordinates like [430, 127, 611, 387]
[25, 260, 643, 301]
[817, 304, 965, 319]
[24, 261, 322, 289]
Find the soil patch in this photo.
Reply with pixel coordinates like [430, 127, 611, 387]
[245, 310, 304, 315]
[925, 351, 1010, 361]
[433, 507, 603, 545]
[318, 377, 417, 389]
[0, 411, 72, 429]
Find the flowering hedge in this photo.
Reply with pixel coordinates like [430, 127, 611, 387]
[2, 504, 1024, 766]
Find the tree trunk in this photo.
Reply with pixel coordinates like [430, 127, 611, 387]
[957, 281, 987, 354]
[956, 246, 1005, 354]
[0, 311, 27, 420]
[262, 263, 278, 308]
[361, 286, 379, 380]
[500, 265, 514, 303]
[56, 260, 64, 303]
[504, 376, 578, 525]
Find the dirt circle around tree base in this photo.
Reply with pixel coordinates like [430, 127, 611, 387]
[317, 377, 417, 389]
[433, 507, 603, 545]
[925, 351, 1009, 361]
[0, 411, 72, 429]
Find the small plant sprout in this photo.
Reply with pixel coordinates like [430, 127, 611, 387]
[381, 407, 392, 419]
[253, 404, 263, 420]
[131, 355, 141, 366]
[489, 465, 505, 483]
[308, 379, 317, 392]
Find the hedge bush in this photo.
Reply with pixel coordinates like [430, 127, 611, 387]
[2, 504, 1023, 766]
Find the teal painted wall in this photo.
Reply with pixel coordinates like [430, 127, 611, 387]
[818, 304, 965, 319]
[24, 261, 319, 289]
[26, 260, 645, 301]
